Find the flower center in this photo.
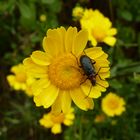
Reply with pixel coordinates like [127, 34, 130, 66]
[51, 113, 65, 123]
[48, 53, 83, 90]
[108, 100, 119, 110]
[92, 27, 106, 42]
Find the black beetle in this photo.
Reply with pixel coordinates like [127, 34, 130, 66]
[71, 52, 106, 94]
[79, 54, 107, 97]
[80, 55, 96, 86]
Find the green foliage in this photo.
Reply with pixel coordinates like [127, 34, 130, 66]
[0, 0, 140, 140]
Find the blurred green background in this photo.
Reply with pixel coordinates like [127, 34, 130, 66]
[0, 0, 140, 140]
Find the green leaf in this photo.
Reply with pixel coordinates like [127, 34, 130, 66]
[17, 1, 36, 30]
[119, 10, 133, 21]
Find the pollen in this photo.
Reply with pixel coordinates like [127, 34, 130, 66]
[48, 53, 83, 90]
[107, 100, 119, 110]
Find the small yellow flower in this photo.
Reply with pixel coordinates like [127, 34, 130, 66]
[80, 9, 117, 47]
[7, 64, 34, 96]
[101, 92, 126, 117]
[23, 26, 110, 113]
[40, 14, 47, 22]
[39, 108, 75, 134]
[94, 114, 106, 123]
[72, 6, 84, 20]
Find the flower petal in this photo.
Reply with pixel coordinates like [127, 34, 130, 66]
[63, 119, 73, 126]
[23, 58, 47, 78]
[90, 36, 98, 46]
[96, 76, 109, 88]
[51, 93, 62, 115]
[70, 88, 94, 110]
[103, 36, 117, 47]
[61, 91, 72, 113]
[57, 26, 66, 51]
[39, 114, 53, 127]
[31, 51, 51, 66]
[85, 47, 104, 60]
[72, 29, 88, 56]
[99, 72, 110, 79]
[34, 84, 59, 108]
[44, 27, 65, 54]
[43, 37, 61, 57]
[95, 53, 108, 60]
[107, 28, 117, 35]
[81, 80, 101, 98]
[51, 124, 62, 134]
[65, 27, 77, 53]
[32, 78, 50, 96]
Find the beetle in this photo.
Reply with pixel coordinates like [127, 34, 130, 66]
[80, 55, 96, 86]
[79, 54, 107, 97]
[71, 52, 107, 96]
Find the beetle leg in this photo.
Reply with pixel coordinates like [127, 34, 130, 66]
[91, 60, 96, 65]
[95, 67, 109, 81]
[96, 67, 109, 75]
[71, 52, 82, 67]
[80, 76, 88, 85]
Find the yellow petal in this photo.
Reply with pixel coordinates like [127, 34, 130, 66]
[94, 62, 110, 73]
[72, 29, 88, 56]
[51, 124, 62, 134]
[39, 114, 53, 127]
[61, 91, 72, 113]
[95, 53, 108, 60]
[51, 93, 62, 115]
[23, 58, 47, 78]
[32, 79, 50, 96]
[70, 88, 94, 110]
[103, 36, 117, 47]
[99, 72, 110, 79]
[57, 26, 66, 50]
[42, 37, 61, 57]
[90, 37, 98, 47]
[34, 84, 59, 108]
[96, 76, 109, 88]
[107, 28, 117, 35]
[31, 51, 51, 66]
[63, 119, 73, 126]
[65, 113, 75, 120]
[45, 27, 65, 54]
[81, 80, 101, 98]
[65, 27, 77, 53]
[85, 47, 104, 60]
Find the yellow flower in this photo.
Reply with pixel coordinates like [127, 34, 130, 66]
[39, 108, 75, 134]
[72, 6, 84, 20]
[39, 14, 47, 22]
[23, 26, 110, 113]
[101, 92, 126, 117]
[7, 64, 34, 96]
[80, 9, 117, 47]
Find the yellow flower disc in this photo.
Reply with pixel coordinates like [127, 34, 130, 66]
[51, 113, 65, 123]
[48, 53, 83, 90]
